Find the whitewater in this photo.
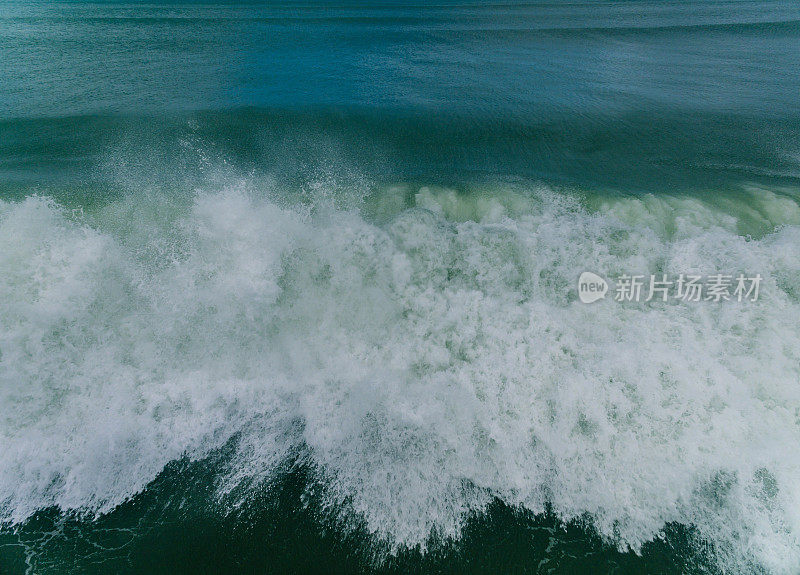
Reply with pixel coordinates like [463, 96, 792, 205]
[1, 180, 799, 573]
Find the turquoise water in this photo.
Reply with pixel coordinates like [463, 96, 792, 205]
[1, 2, 800, 574]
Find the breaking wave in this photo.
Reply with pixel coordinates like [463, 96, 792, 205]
[1, 181, 800, 573]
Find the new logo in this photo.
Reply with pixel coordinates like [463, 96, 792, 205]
[578, 272, 608, 303]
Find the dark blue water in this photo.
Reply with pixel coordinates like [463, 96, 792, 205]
[2, 1, 800, 195]
[3, 1, 800, 118]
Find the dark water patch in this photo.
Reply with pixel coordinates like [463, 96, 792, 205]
[0, 450, 720, 575]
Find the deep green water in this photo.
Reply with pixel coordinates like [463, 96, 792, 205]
[1, 2, 800, 574]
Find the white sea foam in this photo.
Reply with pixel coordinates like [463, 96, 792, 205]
[1, 184, 799, 573]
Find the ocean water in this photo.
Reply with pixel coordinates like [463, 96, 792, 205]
[2, 2, 800, 574]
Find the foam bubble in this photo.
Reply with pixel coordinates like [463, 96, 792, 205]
[1, 183, 799, 573]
